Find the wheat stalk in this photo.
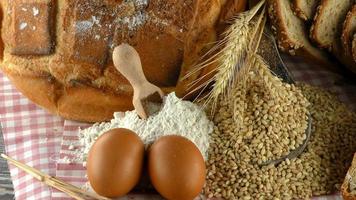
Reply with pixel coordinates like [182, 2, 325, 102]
[1, 154, 110, 200]
[230, 12, 267, 120]
[183, 0, 266, 112]
[234, 7, 266, 88]
[184, 0, 266, 85]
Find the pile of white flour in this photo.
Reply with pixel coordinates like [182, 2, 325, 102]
[78, 93, 214, 162]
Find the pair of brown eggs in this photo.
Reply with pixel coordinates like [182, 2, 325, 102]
[86, 128, 206, 200]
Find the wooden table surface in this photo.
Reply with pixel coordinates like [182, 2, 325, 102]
[0, 124, 15, 199]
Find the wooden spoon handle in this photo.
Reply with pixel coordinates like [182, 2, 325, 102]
[112, 43, 147, 89]
[112, 43, 165, 119]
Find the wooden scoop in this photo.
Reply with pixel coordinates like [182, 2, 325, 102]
[113, 43, 164, 119]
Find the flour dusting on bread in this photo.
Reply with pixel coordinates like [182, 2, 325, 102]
[0, 0, 242, 122]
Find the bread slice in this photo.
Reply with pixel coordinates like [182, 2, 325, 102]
[341, 153, 356, 200]
[291, 0, 319, 21]
[342, 4, 356, 57]
[353, 34, 356, 62]
[267, 0, 330, 64]
[330, 3, 356, 74]
[333, 38, 356, 74]
[310, 0, 354, 51]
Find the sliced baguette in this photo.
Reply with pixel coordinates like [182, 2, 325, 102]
[310, 0, 354, 51]
[267, 0, 330, 64]
[291, 0, 319, 21]
[342, 4, 356, 57]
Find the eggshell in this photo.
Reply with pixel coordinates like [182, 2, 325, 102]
[148, 135, 206, 200]
[87, 128, 144, 198]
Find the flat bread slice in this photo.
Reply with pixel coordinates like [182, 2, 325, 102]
[352, 34, 356, 63]
[341, 153, 356, 200]
[267, 0, 330, 64]
[292, 0, 319, 21]
[310, 0, 354, 51]
[342, 4, 356, 57]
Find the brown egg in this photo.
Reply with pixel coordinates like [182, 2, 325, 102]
[87, 128, 144, 198]
[148, 135, 206, 200]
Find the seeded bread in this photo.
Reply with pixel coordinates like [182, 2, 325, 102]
[310, 0, 354, 51]
[342, 4, 356, 57]
[291, 0, 319, 21]
[0, 0, 247, 122]
[342, 153, 356, 200]
[267, 0, 330, 64]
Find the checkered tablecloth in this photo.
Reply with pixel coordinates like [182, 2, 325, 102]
[0, 55, 355, 200]
[0, 74, 64, 199]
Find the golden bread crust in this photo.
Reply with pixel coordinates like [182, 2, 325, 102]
[291, 0, 308, 21]
[342, 5, 356, 57]
[219, 0, 247, 23]
[2, 68, 134, 122]
[0, 0, 246, 122]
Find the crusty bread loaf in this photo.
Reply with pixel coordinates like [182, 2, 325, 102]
[291, 0, 319, 21]
[310, 0, 354, 51]
[177, 0, 247, 99]
[342, 153, 356, 200]
[219, 0, 247, 23]
[267, 0, 330, 64]
[342, 4, 356, 57]
[0, 0, 246, 122]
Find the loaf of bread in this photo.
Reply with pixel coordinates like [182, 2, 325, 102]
[342, 153, 356, 200]
[291, 0, 319, 21]
[267, 0, 330, 64]
[0, 0, 246, 122]
[310, 0, 353, 51]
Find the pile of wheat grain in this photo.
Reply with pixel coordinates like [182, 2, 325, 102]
[204, 63, 356, 199]
[230, 57, 309, 165]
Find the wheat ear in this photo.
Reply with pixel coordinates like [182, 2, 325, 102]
[207, 4, 266, 113]
[183, 1, 266, 112]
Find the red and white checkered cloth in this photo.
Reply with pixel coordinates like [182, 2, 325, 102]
[1, 55, 355, 199]
[0, 74, 64, 199]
